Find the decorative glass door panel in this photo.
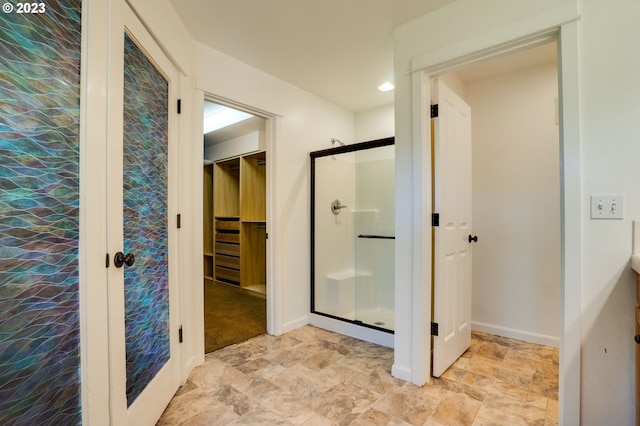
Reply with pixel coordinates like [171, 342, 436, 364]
[122, 32, 170, 406]
[0, 1, 82, 424]
[107, 2, 180, 423]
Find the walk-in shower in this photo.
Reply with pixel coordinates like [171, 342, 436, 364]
[310, 137, 395, 341]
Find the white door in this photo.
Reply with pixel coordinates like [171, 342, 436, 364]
[107, 1, 181, 424]
[432, 79, 473, 377]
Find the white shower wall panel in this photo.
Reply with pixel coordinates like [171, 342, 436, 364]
[314, 156, 356, 314]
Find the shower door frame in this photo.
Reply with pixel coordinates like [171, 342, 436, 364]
[310, 137, 395, 334]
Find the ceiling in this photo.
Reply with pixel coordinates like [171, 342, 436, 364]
[170, 0, 556, 114]
[169, 0, 457, 112]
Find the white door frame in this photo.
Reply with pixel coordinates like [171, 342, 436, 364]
[409, 6, 581, 425]
[195, 92, 282, 345]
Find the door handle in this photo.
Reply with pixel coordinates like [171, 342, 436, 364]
[113, 251, 135, 268]
[634, 335, 640, 344]
[124, 253, 135, 267]
[468, 235, 478, 243]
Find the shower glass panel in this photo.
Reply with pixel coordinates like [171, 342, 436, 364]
[311, 138, 395, 332]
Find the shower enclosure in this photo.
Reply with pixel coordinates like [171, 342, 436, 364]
[310, 137, 395, 335]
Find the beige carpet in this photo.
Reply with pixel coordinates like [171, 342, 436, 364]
[204, 282, 266, 353]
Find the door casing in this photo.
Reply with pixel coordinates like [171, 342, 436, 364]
[197, 92, 281, 338]
[404, 8, 582, 425]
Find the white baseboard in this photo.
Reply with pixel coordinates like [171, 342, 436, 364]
[472, 321, 559, 348]
[282, 316, 310, 334]
[181, 354, 203, 384]
[391, 364, 413, 383]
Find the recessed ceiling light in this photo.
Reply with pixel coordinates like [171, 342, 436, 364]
[378, 81, 394, 92]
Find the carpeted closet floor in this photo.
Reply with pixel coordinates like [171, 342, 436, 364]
[204, 282, 267, 353]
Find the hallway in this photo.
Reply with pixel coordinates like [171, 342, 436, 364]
[158, 326, 558, 425]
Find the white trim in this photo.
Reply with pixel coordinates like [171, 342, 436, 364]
[183, 89, 206, 379]
[410, 70, 430, 386]
[199, 94, 283, 339]
[80, 0, 111, 423]
[391, 364, 413, 383]
[283, 316, 311, 334]
[472, 322, 559, 348]
[203, 94, 279, 122]
[408, 5, 581, 425]
[309, 314, 394, 348]
[410, 2, 580, 74]
[265, 116, 283, 336]
[557, 19, 582, 426]
[192, 89, 206, 363]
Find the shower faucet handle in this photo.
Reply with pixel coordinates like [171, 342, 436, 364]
[331, 199, 347, 215]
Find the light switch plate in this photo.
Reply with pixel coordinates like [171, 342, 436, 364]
[590, 195, 624, 219]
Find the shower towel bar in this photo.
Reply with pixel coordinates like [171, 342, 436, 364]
[357, 234, 395, 239]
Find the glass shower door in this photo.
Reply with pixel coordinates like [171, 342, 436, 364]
[353, 146, 395, 330]
[310, 138, 395, 332]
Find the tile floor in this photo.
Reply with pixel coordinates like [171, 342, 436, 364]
[157, 326, 558, 425]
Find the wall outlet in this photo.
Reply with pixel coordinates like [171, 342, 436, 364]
[590, 195, 624, 219]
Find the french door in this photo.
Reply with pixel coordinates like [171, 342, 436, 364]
[106, 1, 181, 424]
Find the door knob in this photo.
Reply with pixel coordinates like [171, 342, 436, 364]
[124, 253, 135, 267]
[114, 252, 126, 268]
[468, 235, 478, 243]
[634, 335, 640, 344]
[113, 251, 135, 268]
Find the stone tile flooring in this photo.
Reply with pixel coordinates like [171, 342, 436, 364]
[157, 326, 558, 425]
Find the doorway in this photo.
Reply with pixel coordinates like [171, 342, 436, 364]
[430, 41, 561, 409]
[463, 41, 560, 348]
[437, 40, 561, 349]
[202, 100, 268, 353]
[419, 27, 578, 421]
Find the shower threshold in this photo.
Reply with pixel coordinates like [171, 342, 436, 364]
[355, 308, 395, 331]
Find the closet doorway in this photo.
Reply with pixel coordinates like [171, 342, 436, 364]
[431, 41, 560, 388]
[202, 100, 268, 353]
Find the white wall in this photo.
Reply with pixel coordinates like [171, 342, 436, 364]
[204, 130, 265, 162]
[466, 61, 560, 346]
[394, 0, 640, 424]
[578, 0, 640, 423]
[194, 41, 355, 333]
[355, 104, 394, 141]
[435, 73, 467, 100]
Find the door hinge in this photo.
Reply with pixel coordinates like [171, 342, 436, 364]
[266, 232, 268, 239]
[177, 99, 182, 114]
[431, 322, 439, 336]
[179, 325, 183, 343]
[430, 104, 439, 118]
[432, 213, 440, 227]
[177, 213, 181, 229]
[106, 253, 110, 268]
